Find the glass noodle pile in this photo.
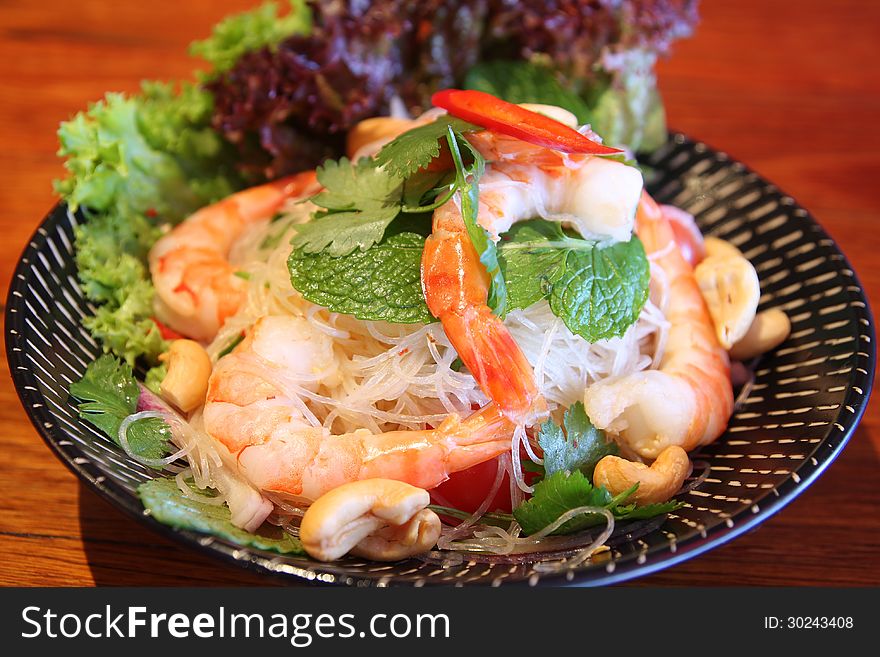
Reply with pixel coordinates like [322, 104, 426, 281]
[59, 1, 717, 571]
[115, 183, 671, 567]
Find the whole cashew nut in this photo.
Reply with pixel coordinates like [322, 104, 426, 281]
[351, 509, 442, 561]
[300, 479, 441, 562]
[729, 308, 791, 361]
[593, 445, 692, 505]
[694, 252, 761, 349]
[158, 339, 212, 412]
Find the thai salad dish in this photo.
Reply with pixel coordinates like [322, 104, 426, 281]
[57, 1, 791, 570]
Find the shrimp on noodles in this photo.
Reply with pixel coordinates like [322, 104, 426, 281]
[148, 171, 320, 342]
[583, 192, 734, 459]
[421, 129, 644, 424]
[203, 314, 515, 502]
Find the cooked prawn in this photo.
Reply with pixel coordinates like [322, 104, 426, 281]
[148, 171, 320, 342]
[422, 201, 545, 425]
[421, 128, 643, 425]
[202, 314, 514, 501]
[583, 192, 733, 459]
[467, 130, 643, 243]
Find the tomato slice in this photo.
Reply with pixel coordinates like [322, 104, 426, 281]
[431, 89, 622, 155]
[433, 457, 512, 514]
[432, 455, 540, 514]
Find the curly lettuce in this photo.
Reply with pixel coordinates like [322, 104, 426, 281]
[56, 84, 239, 366]
[189, 0, 311, 75]
[56, 3, 312, 366]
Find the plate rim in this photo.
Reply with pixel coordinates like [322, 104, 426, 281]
[6, 132, 876, 586]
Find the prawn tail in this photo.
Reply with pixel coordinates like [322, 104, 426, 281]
[445, 306, 546, 425]
[437, 403, 513, 477]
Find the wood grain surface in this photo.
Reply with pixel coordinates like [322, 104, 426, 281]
[0, 0, 877, 587]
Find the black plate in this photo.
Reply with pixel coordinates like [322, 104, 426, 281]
[6, 133, 875, 586]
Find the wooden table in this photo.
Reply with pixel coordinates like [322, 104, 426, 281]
[0, 0, 877, 587]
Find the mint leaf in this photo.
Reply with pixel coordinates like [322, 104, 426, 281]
[138, 478, 306, 555]
[551, 238, 650, 341]
[288, 232, 434, 324]
[69, 355, 171, 462]
[513, 470, 613, 536]
[293, 157, 403, 256]
[374, 116, 480, 180]
[497, 221, 569, 311]
[498, 220, 650, 342]
[539, 402, 618, 478]
[464, 60, 594, 124]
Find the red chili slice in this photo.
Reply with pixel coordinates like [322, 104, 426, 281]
[431, 89, 622, 155]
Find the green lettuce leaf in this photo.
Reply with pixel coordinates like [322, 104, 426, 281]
[56, 80, 241, 366]
[189, 0, 312, 75]
[138, 478, 306, 555]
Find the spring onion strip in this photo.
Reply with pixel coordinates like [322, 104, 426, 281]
[437, 506, 615, 558]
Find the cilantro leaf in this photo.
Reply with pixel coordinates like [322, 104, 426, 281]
[538, 402, 618, 479]
[69, 355, 171, 463]
[69, 354, 139, 438]
[288, 231, 434, 324]
[374, 116, 480, 180]
[498, 220, 650, 342]
[138, 478, 306, 555]
[292, 157, 403, 256]
[513, 469, 679, 536]
[513, 470, 614, 535]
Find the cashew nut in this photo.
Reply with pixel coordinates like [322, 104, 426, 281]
[158, 339, 212, 412]
[518, 103, 578, 128]
[729, 308, 791, 361]
[593, 445, 692, 505]
[300, 479, 441, 562]
[703, 236, 744, 260]
[351, 509, 441, 561]
[694, 253, 761, 349]
[346, 117, 416, 159]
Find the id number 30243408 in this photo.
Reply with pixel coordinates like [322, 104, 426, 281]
[763, 617, 854, 630]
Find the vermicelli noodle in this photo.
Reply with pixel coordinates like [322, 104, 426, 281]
[129, 200, 671, 559]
